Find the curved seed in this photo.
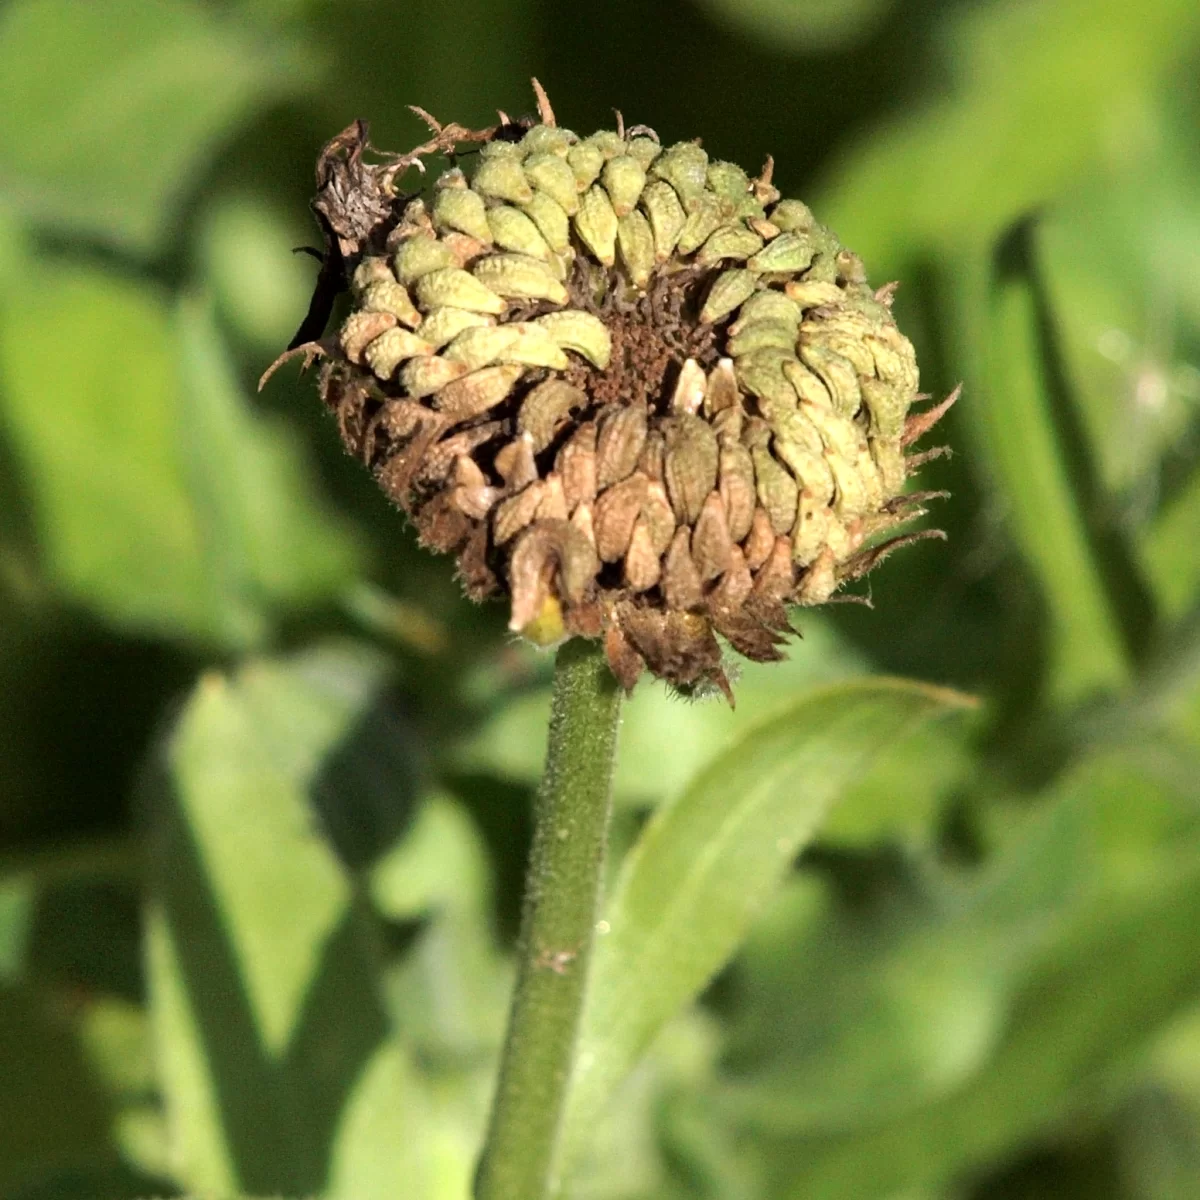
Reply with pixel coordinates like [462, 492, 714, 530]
[626, 136, 662, 171]
[602, 154, 647, 217]
[701, 269, 757, 324]
[486, 205, 553, 261]
[532, 310, 612, 369]
[504, 323, 570, 369]
[691, 492, 733, 581]
[567, 141, 605, 191]
[719, 442, 757, 542]
[585, 130, 624, 159]
[360, 279, 422, 327]
[518, 126, 575, 157]
[748, 230, 817, 273]
[523, 152, 580, 215]
[752, 445, 799, 534]
[624, 517, 661, 592]
[393, 237, 459, 284]
[416, 306, 495, 350]
[431, 186, 493, 243]
[696, 224, 763, 266]
[663, 527, 703, 611]
[650, 142, 709, 210]
[663, 413, 720, 524]
[783, 279, 844, 310]
[792, 489, 832, 566]
[415, 267, 507, 315]
[472, 155, 534, 205]
[351, 256, 395, 293]
[617, 209, 655, 289]
[799, 343, 861, 416]
[339, 310, 396, 364]
[732, 289, 801, 332]
[363, 327, 433, 380]
[519, 378, 587, 451]
[596, 404, 648, 488]
[728, 319, 799, 357]
[472, 254, 569, 304]
[640, 179, 687, 260]
[433, 363, 526, 421]
[706, 160, 751, 202]
[521, 191, 572, 253]
[399, 355, 470, 398]
[770, 199, 816, 232]
[444, 325, 522, 371]
[574, 184, 619, 267]
[594, 473, 649, 562]
[675, 194, 722, 256]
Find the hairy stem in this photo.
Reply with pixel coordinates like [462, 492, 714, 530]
[476, 638, 623, 1200]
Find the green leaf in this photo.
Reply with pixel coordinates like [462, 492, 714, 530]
[745, 745, 1200, 1198]
[456, 614, 867, 806]
[817, 0, 1200, 268]
[0, 983, 115, 1196]
[556, 677, 975, 1185]
[173, 292, 363, 645]
[0, 266, 361, 646]
[0, 0, 316, 254]
[146, 643, 448, 1196]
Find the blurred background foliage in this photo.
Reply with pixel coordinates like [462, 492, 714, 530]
[2, 0, 1200, 1197]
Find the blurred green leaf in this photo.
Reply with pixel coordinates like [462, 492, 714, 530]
[0, 266, 361, 646]
[0, 877, 32, 983]
[198, 191, 319, 352]
[818, 0, 1200, 267]
[0, 984, 115, 1196]
[0, 0, 315, 254]
[693, 0, 894, 53]
[457, 615, 867, 806]
[147, 642, 451, 1196]
[751, 745, 1200, 1198]
[174, 293, 363, 645]
[557, 677, 974, 1185]
[948, 247, 1133, 704]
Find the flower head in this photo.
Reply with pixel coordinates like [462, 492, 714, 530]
[280, 85, 957, 697]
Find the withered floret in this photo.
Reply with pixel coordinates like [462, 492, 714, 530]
[284, 87, 957, 699]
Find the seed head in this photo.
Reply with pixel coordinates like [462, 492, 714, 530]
[277, 85, 958, 699]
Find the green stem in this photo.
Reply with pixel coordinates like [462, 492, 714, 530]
[476, 638, 623, 1200]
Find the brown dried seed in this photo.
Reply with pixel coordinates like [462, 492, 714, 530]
[663, 526, 703, 611]
[753, 535, 797, 600]
[570, 501, 596, 547]
[508, 519, 600, 632]
[708, 545, 753, 611]
[596, 403, 648, 489]
[433, 363, 525, 421]
[642, 481, 677, 554]
[556, 421, 598, 510]
[637, 429, 665, 482]
[414, 491, 472, 553]
[795, 546, 838, 605]
[669, 358, 707, 415]
[743, 506, 776, 570]
[663, 414, 720, 524]
[691, 491, 733, 581]
[536, 474, 569, 522]
[495, 432, 539, 491]
[340, 310, 397, 364]
[493, 481, 548, 545]
[718, 443, 756, 542]
[604, 623, 645, 692]
[518, 378, 586, 451]
[703, 358, 740, 415]
[594, 472, 649, 562]
[458, 522, 497, 601]
[624, 517, 662, 592]
[416, 421, 504, 485]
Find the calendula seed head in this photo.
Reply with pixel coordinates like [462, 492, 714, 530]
[284, 86, 957, 698]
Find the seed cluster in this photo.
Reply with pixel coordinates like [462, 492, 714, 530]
[304, 100, 955, 697]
